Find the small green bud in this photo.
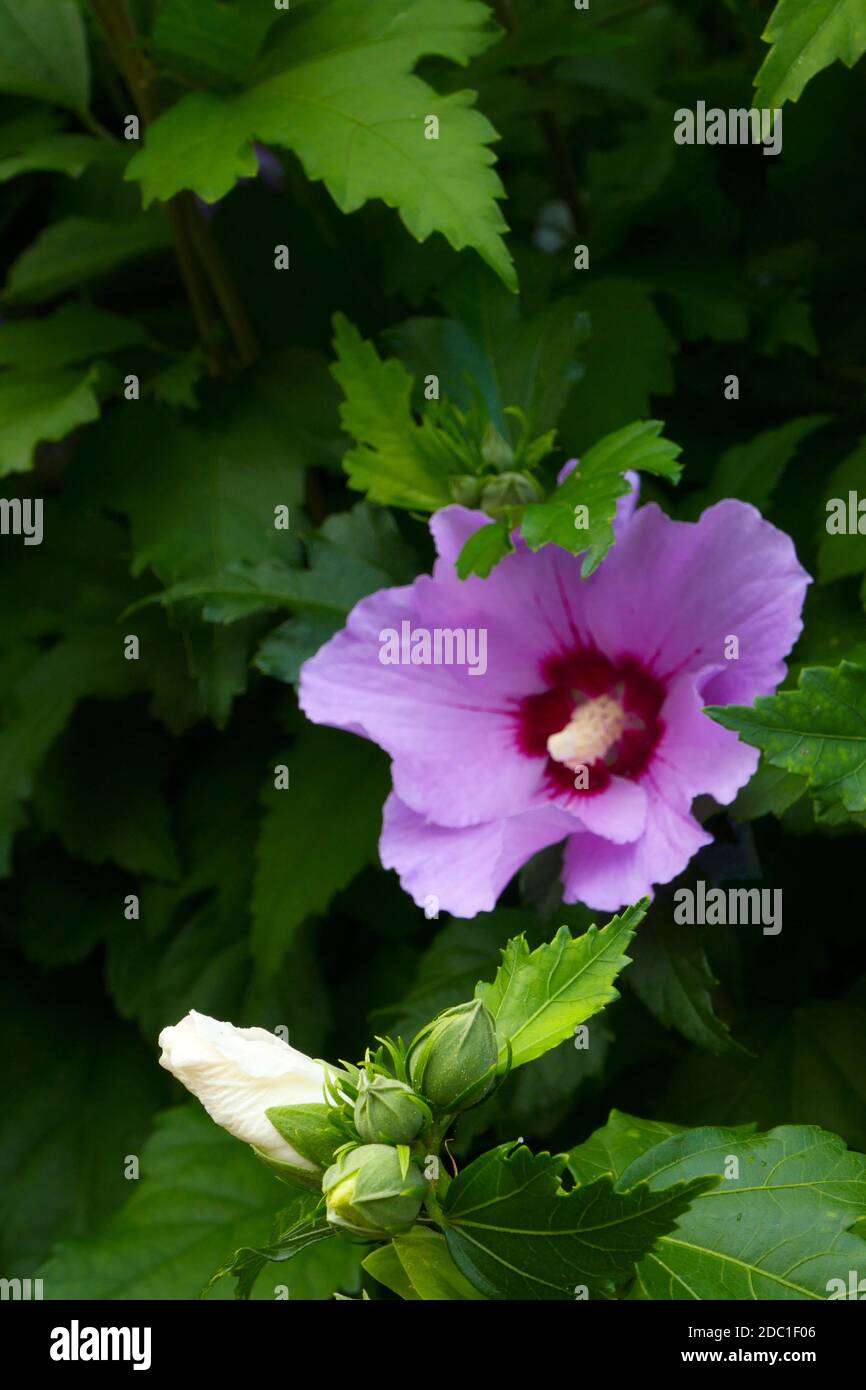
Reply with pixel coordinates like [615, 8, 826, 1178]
[449, 474, 483, 507]
[323, 1144, 427, 1238]
[408, 999, 499, 1113]
[480, 472, 542, 512]
[481, 422, 514, 471]
[354, 1074, 427, 1144]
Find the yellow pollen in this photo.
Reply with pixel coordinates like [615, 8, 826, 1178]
[547, 695, 626, 770]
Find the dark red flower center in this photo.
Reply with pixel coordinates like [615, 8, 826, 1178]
[515, 649, 665, 799]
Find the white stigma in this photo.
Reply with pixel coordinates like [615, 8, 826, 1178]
[547, 694, 626, 770]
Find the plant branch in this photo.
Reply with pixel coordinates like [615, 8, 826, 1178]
[89, 0, 259, 371]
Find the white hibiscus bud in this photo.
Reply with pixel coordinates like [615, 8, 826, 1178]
[158, 1010, 328, 1167]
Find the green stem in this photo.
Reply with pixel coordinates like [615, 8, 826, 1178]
[89, 0, 259, 372]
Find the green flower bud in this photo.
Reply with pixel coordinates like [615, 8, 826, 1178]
[408, 999, 499, 1113]
[323, 1144, 427, 1238]
[449, 474, 483, 507]
[481, 422, 514, 471]
[354, 1074, 427, 1144]
[480, 472, 542, 512]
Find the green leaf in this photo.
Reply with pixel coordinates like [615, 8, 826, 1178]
[0, 366, 100, 475]
[442, 1142, 715, 1299]
[33, 705, 179, 880]
[150, 0, 278, 84]
[0, 303, 147, 369]
[127, 0, 514, 289]
[0, 0, 89, 112]
[0, 131, 116, 182]
[519, 420, 682, 576]
[37, 1106, 362, 1299]
[817, 438, 866, 583]
[455, 518, 513, 578]
[707, 662, 866, 817]
[144, 502, 413, 627]
[331, 313, 456, 511]
[388, 908, 535, 1040]
[76, 380, 307, 589]
[476, 901, 646, 1068]
[148, 347, 207, 409]
[209, 1205, 335, 1300]
[252, 729, 391, 974]
[627, 906, 744, 1057]
[755, 0, 866, 109]
[682, 415, 830, 517]
[3, 215, 172, 304]
[265, 1105, 344, 1169]
[3, 847, 120, 969]
[728, 762, 807, 820]
[390, 279, 587, 438]
[568, 1110, 685, 1186]
[559, 279, 677, 451]
[254, 503, 419, 680]
[0, 962, 168, 1276]
[364, 1228, 486, 1299]
[663, 1002, 866, 1152]
[614, 1125, 866, 1300]
[0, 630, 139, 873]
[362, 1242, 421, 1299]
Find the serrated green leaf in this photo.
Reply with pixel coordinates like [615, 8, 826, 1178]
[708, 662, 866, 817]
[127, 0, 514, 288]
[519, 420, 682, 576]
[476, 901, 646, 1068]
[0, 0, 89, 112]
[0, 366, 100, 475]
[628, 906, 744, 1057]
[331, 314, 456, 511]
[568, 1110, 686, 1186]
[728, 761, 807, 820]
[442, 1142, 715, 1299]
[615, 1125, 866, 1300]
[755, 0, 866, 109]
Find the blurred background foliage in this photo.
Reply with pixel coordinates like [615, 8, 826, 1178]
[0, 0, 864, 1297]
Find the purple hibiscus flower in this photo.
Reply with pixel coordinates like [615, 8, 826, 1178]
[299, 487, 809, 915]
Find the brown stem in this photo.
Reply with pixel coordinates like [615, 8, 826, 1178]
[490, 0, 586, 235]
[89, 0, 259, 371]
[185, 203, 260, 368]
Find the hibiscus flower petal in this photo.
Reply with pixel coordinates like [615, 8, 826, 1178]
[582, 499, 810, 688]
[561, 789, 712, 911]
[380, 793, 574, 917]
